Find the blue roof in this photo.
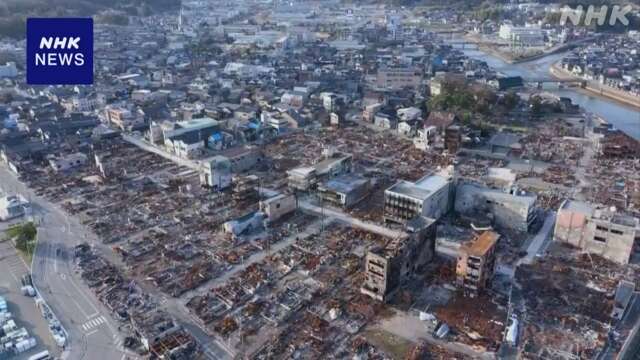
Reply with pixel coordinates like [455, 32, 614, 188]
[208, 132, 223, 142]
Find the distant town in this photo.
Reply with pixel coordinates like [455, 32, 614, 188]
[0, 1, 639, 360]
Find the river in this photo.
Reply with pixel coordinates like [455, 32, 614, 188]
[459, 47, 640, 140]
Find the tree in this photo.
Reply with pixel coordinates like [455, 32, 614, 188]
[529, 96, 543, 116]
[502, 91, 520, 110]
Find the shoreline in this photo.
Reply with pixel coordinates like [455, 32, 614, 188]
[549, 62, 640, 110]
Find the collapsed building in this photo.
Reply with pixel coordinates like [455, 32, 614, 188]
[554, 200, 640, 265]
[361, 217, 437, 302]
[454, 181, 537, 232]
[456, 231, 499, 298]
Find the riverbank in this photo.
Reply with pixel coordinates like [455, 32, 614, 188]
[464, 33, 595, 65]
[550, 62, 640, 110]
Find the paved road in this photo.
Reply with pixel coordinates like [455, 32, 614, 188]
[518, 211, 556, 266]
[122, 135, 200, 170]
[298, 198, 405, 239]
[0, 165, 132, 360]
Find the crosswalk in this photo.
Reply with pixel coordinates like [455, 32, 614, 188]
[114, 336, 124, 350]
[81, 315, 106, 331]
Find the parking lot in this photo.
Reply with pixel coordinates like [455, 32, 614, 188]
[0, 222, 58, 360]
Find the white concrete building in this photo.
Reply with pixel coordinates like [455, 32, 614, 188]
[0, 195, 31, 221]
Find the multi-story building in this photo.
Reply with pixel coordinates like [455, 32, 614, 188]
[554, 200, 639, 265]
[454, 182, 537, 233]
[384, 171, 454, 225]
[104, 106, 144, 130]
[260, 193, 297, 223]
[498, 24, 545, 48]
[375, 66, 422, 90]
[317, 174, 370, 208]
[456, 231, 500, 297]
[288, 151, 352, 192]
[361, 217, 437, 302]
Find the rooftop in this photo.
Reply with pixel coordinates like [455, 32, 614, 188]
[386, 174, 450, 201]
[460, 231, 499, 257]
[320, 174, 369, 194]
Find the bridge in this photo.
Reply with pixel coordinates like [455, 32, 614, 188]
[447, 41, 480, 49]
[524, 78, 587, 89]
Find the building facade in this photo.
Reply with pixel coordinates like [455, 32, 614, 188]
[554, 200, 639, 265]
[384, 172, 453, 225]
[456, 231, 499, 298]
[361, 217, 437, 302]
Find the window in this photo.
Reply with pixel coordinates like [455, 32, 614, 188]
[596, 225, 608, 232]
[593, 236, 607, 243]
[611, 229, 624, 235]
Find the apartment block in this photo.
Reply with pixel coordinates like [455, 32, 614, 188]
[456, 231, 499, 298]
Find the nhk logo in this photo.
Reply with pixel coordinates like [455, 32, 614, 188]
[27, 18, 93, 85]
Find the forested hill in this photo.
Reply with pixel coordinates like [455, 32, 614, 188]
[0, 0, 180, 39]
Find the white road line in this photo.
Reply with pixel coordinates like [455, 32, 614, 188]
[86, 329, 99, 336]
[8, 269, 19, 284]
[66, 269, 100, 313]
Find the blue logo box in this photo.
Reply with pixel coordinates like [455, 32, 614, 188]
[26, 18, 93, 85]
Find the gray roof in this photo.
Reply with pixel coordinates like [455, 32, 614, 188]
[320, 174, 369, 194]
[386, 181, 433, 201]
[490, 132, 522, 149]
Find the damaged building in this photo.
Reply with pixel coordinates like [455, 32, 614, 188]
[288, 150, 352, 191]
[454, 182, 537, 232]
[361, 217, 437, 302]
[260, 193, 297, 223]
[456, 231, 499, 298]
[554, 200, 640, 265]
[317, 174, 371, 208]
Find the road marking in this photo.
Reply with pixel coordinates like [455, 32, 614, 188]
[81, 315, 105, 331]
[65, 268, 100, 314]
[87, 311, 99, 319]
[86, 329, 99, 336]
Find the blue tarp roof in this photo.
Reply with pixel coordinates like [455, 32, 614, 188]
[208, 132, 223, 142]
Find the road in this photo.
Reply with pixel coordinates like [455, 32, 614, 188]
[121, 135, 200, 170]
[298, 198, 405, 239]
[518, 211, 556, 266]
[0, 165, 133, 360]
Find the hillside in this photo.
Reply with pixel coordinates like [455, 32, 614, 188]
[0, 0, 180, 39]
